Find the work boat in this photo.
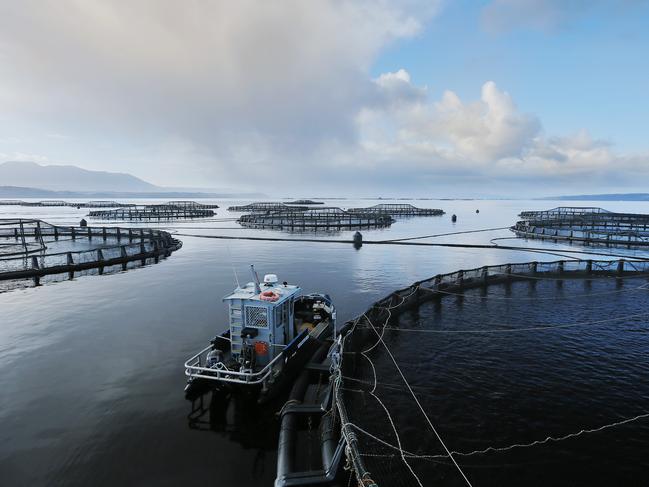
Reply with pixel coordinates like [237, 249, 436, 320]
[184, 266, 336, 400]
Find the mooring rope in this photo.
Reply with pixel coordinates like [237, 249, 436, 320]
[174, 232, 649, 262]
[364, 310, 475, 487]
[344, 411, 649, 461]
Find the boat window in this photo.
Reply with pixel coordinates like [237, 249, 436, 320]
[282, 301, 289, 325]
[245, 306, 268, 328]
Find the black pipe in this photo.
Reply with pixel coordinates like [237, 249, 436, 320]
[276, 344, 329, 483]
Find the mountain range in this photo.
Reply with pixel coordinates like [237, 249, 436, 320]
[0, 161, 264, 198]
[0, 161, 158, 192]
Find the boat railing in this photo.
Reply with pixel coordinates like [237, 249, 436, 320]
[184, 344, 289, 385]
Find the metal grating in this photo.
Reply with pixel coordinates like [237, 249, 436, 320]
[245, 306, 269, 328]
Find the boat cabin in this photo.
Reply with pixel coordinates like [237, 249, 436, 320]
[223, 273, 301, 369]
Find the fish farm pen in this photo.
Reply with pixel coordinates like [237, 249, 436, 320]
[329, 258, 649, 486]
[237, 206, 394, 230]
[88, 204, 215, 220]
[346, 203, 445, 216]
[0, 199, 137, 208]
[0, 219, 181, 292]
[512, 206, 649, 247]
[286, 199, 325, 205]
[227, 202, 308, 212]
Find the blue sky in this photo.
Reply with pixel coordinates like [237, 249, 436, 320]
[0, 1, 648, 197]
[373, 0, 649, 152]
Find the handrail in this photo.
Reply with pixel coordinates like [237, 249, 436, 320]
[184, 344, 288, 385]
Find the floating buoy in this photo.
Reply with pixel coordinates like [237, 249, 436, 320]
[79, 218, 87, 227]
[451, 214, 457, 222]
[353, 231, 363, 249]
[476, 209, 480, 213]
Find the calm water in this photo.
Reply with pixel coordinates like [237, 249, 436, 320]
[1, 199, 648, 486]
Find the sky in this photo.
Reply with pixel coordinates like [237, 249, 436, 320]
[0, 0, 648, 197]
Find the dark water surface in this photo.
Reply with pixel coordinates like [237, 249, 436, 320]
[1, 199, 648, 486]
[343, 277, 649, 486]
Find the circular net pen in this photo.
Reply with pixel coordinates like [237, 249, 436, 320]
[346, 203, 445, 217]
[286, 199, 325, 205]
[237, 206, 394, 230]
[332, 259, 649, 487]
[88, 204, 215, 220]
[512, 206, 649, 247]
[227, 202, 308, 212]
[0, 219, 182, 292]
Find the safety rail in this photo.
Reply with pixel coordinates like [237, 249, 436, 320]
[184, 344, 287, 385]
[0, 219, 181, 286]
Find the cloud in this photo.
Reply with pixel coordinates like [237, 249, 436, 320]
[349, 71, 649, 194]
[0, 1, 436, 179]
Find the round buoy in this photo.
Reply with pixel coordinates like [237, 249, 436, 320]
[451, 214, 457, 222]
[476, 209, 480, 213]
[353, 231, 363, 249]
[79, 218, 88, 227]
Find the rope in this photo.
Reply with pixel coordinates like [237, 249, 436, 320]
[173, 232, 649, 261]
[379, 226, 511, 242]
[364, 312, 474, 487]
[345, 411, 649, 461]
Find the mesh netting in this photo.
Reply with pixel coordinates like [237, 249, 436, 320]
[513, 207, 649, 247]
[334, 260, 649, 487]
[0, 219, 181, 292]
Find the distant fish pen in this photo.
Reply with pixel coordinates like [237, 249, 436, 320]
[228, 202, 308, 212]
[238, 206, 394, 230]
[286, 199, 325, 205]
[0, 219, 181, 291]
[512, 206, 649, 247]
[346, 203, 445, 217]
[161, 200, 219, 209]
[0, 199, 136, 208]
[89, 204, 215, 220]
[330, 258, 649, 486]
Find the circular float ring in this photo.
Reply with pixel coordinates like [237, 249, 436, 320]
[260, 290, 280, 302]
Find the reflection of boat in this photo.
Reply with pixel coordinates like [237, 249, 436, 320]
[184, 265, 336, 401]
[187, 388, 281, 450]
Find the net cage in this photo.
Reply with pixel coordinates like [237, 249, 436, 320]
[227, 202, 309, 212]
[0, 219, 182, 290]
[88, 204, 215, 220]
[512, 207, 649, 247]
[237, 206, 394, 230]
[331, 258, 649, 487]
[0, 199, 136, 208]
[346, 204, 445, 217]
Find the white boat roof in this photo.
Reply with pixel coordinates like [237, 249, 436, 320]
[223, 281, 301, 303]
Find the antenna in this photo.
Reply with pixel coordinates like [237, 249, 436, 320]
[250, 264, 261, 293]
[225, 243, 241, 288]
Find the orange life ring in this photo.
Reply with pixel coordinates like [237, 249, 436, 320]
[260, 290, 280, 302]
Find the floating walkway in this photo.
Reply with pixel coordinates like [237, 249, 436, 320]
[227, 202, 308, 212]
[89, 204, 215, 220]
[0, 199, 219, 209]
[346, 203, 445, 216]
[0, 219, 181, 291]
[237, 206, 394, 230]
[512, 206, 649, 247]
[0, 200, 136, 208]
